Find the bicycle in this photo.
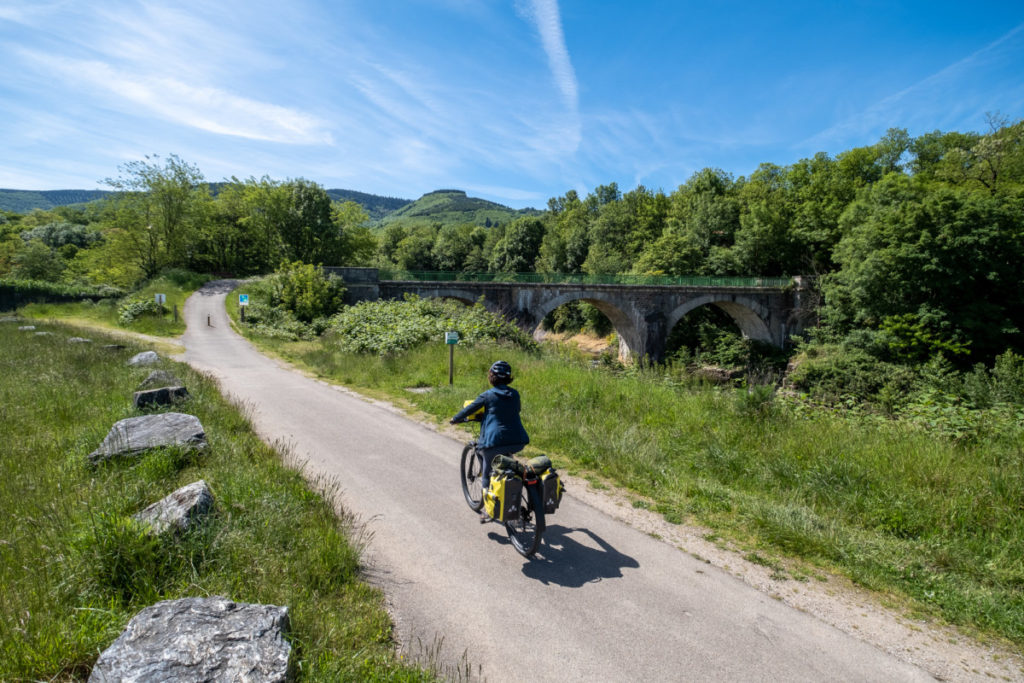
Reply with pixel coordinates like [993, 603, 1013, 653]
[457, 416, 544, 557]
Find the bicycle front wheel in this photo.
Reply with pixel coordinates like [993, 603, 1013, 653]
[506, 485, 542, 557]
[460, 444, 484, 511]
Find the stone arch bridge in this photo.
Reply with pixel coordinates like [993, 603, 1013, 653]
[326, 268, 814, 362]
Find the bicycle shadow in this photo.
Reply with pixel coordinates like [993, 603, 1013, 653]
[513, 525, 640, 587]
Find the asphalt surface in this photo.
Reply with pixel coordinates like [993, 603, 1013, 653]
[181, 282, 936, 682]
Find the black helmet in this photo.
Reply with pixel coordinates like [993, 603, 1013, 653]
[489, 360, 512, 379]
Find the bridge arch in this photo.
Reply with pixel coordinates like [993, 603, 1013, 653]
[532, 291, 644, 359]
[666, 295, 772, 344]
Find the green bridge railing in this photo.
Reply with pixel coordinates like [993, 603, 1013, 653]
[378, 269, 793, 288]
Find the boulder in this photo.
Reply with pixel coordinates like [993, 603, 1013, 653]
[68, 337, 92, 343]
[89, 413, 206, 464]
[137, 370, 182, 390]
[18, 325, 36, 331]
[128, 351, 160, 366]
[133, 385, 190, 409]
[34, 331, 53, 336]
[89, 597, 291, 683]
[0, 316, 19, 322]
[133, 480, 214, 534]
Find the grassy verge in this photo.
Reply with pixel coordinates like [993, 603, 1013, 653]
[0, 321, 432, 681]
[226, 295, 1024, 650]
[19, 272, 204, 337]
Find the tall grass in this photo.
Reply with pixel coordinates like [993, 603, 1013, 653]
[0, 322, 432, 680]
[253, 332, 1024, 647]
[18, 271, 207, 337]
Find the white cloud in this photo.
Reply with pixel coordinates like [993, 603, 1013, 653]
[517, 0, 581, 151]
[521, 0, 578, 111]
[802, 22, 1024, 150]
[22, 51, 333, 145]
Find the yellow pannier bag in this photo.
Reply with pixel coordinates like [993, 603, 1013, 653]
[484, 471, 523, 522]
[526, 455, 564, 514]
[540, 469, 564, 514]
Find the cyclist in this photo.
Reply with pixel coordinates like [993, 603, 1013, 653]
[450, 360, 529, 522]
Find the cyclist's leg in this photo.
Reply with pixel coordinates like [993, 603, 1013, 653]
[479, 448, 491, 492]
[479, 443, 524, 491]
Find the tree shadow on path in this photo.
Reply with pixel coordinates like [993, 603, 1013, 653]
[515, 525, 639, 587]
[197, 279, 239, 296]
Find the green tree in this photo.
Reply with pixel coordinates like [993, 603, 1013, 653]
[19, 221, 101, 250]
[432, 224, 483, 271]
[270, 260, 346, 323]
[332, 200, 375, 266]
[11, 239, 65, 281]
[823, 174, 1024, 364]
[671, 169, 741, 254]
[277, 179, 339, 264]
[103, 154, 211, 277]
[934, 114, 1024, 195]
[909, 129, 980, 179]
[392, 225, 439, 271]
[489, 216, 545, 272]
[632, 231, 703, 276]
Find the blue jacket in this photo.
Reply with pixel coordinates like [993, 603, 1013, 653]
[453, 385, 529, 449]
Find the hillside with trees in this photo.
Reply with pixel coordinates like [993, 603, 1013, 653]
[0, 189, 113, 213]
[377, 189, 537, 229]
[0, 184, 412, 222]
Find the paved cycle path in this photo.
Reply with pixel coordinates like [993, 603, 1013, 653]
[182, 282, 934, 682]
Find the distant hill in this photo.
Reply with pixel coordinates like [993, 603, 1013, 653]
[378, 190, 538, 230]
[0, 185, 412, 221]
[205, 183, 413, 222]
[0, 186, 533, 228]
[324, 189, 411, 222]
[0, 189, 111, 213]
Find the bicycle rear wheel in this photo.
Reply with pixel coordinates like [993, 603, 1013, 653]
[506, 485, 542, 557]
[460, 443, 484, 511]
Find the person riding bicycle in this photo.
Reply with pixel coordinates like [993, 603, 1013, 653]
[450, 360, 529, 522]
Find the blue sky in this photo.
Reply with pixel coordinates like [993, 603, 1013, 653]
[1, 1, 1023, 209]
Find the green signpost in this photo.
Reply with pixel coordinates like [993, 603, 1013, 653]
[445, 331, 459, 385]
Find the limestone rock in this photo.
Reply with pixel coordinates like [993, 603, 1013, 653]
[89, 413, 206, 464]
[89, 597, 291, 683]
[34, 331, 53, 336]
[18, 325, 36, 331]
[137, 370, 182, 390]
[133, 385, 190, 409]
[133, 480, 213, 534]
[69, 337, 92, 343]
[0, 316, 19, 322]
[128, 351, 159, 366]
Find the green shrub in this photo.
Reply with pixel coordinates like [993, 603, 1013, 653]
[242, 301, 318, 340]
[990, 351, 1024, 404]
[326, 295, 536, 355]
[268, 261, 345, 323]
[0, 278, 122, 311]
[788, 345, 917, 403]
[117, 296, 165, 325]
[922, 351, 1024, 409]
[158, 268, 211, 291]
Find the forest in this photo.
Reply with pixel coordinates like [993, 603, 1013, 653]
[2, 116, 1023, 405]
